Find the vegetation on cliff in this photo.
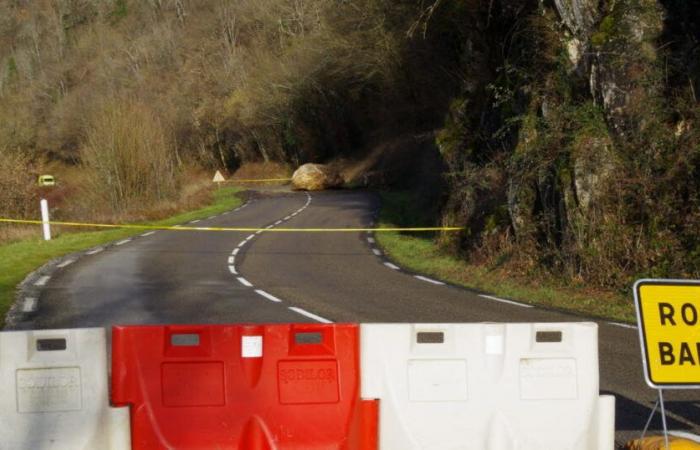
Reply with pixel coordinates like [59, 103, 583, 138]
[434, 0, 700, 292]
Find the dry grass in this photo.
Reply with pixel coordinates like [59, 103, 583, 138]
[0, 150, 38, 242]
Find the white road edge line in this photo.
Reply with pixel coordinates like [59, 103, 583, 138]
[478, 294, 533, 308]
[414, 275, 445, 286]
[228, 265, 238, 275]
[255, 289, 283, 303]
[34, 276, 51, 287]
[288, 307, 332, 324]
[57, 259, 75, 268]
[237, 241, 246, 248]
[384, 262, 400, 270]
[367, 237, 375, 244]
[608, 322, 637, 330]
[141, 231, 156, 237]
[372, 249, 382, 256]
[274, 220, 283, 225]
[237, 277, 253, 287]
[22, 297, 37, 313]
[232, 248, 239, 255]
[115, 239, 131, 246]
[86, 247, 103, 255]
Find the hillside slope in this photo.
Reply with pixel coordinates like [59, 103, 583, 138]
[1, 0, 698, 293]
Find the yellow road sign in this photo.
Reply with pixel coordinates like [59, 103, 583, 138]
[634, 279, 700, 388]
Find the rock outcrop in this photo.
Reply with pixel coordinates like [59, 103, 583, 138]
[553, 0, 600, 37]
[291, 164, 344, 191]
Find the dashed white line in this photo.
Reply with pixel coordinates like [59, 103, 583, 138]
[34, 276, 51, 287]
[207, 216, 216, 220]
[22, 297, 37, 313]
[372, 249, 382, 256]
[225, 192, 312, 303]
[414, 275, 445, 286]
[608, 321, 637, 330]
[190, 219, 201, 224]
[255, 289, 283, 303]
[237, 277, 253, 287]
[115, 239, 131, 246]
[384, 262, 400, 270]
[222, 212, 230, 215]
[288, 307, 332, 323]
[367, 237, 375, 244]
[478, 294, 533, 308]
[57, 259, 75, 268]
[141, 231, 156, 237]
[86, 247, 103, 255]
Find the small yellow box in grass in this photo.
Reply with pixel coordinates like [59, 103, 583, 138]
[38, 175, 56, 187]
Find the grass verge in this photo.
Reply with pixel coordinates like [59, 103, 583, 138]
[375, 191, 636, 323]
[0, 187, 243, 327]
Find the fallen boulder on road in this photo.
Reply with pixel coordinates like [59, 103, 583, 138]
[291, 163, 344, 191]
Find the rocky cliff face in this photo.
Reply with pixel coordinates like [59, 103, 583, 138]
[437, 0, 700, 287]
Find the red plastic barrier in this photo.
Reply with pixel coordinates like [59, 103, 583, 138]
[111, 324, 377, 450]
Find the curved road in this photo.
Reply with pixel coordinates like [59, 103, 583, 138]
[11, 189, 700, 445]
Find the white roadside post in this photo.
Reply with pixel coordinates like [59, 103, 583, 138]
[40, 198, 51, 241]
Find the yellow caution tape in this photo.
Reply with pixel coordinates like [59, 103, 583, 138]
[218, 178, 292, 183]
[0, 218, 463, 233]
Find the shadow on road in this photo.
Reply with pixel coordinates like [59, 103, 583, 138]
[607, 390, 699, 432]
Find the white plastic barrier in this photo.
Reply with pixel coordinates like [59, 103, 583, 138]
[0, 328, 130, 449]
[361, 323, 615, 450]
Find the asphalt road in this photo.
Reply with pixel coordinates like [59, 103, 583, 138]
[12, 189, 700, 446]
